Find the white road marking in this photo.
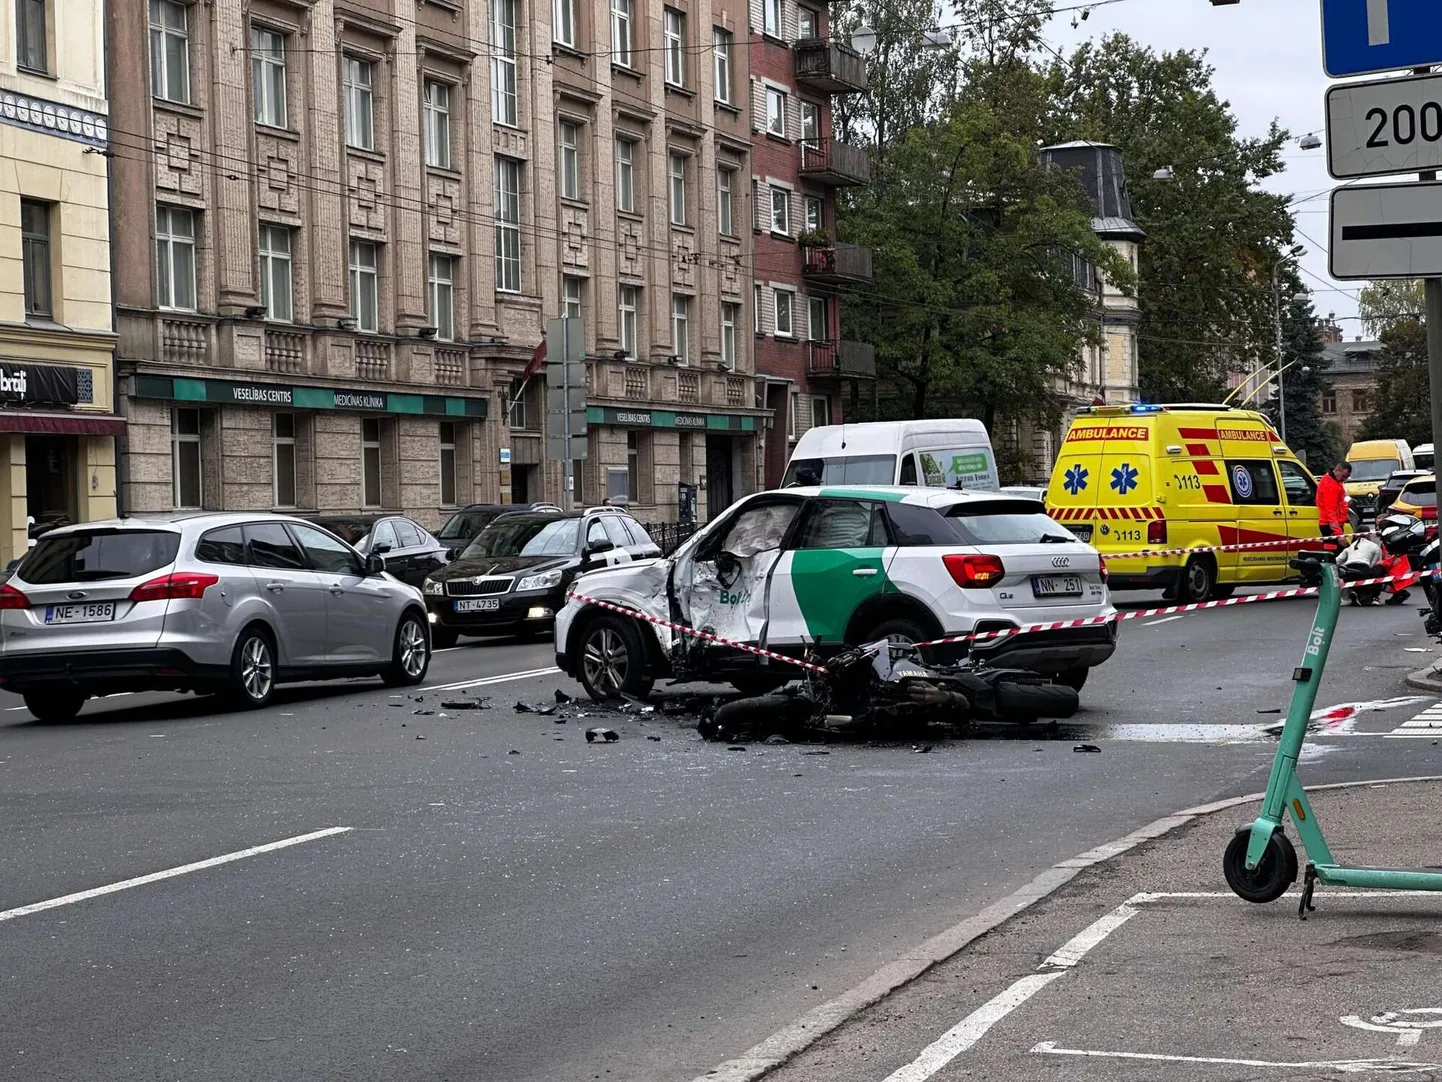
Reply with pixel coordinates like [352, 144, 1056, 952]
[1387, 700, 1442, 738]
[880, 903, 1141, 1081]
[426, 666, 561, 692]
[0, 826, 351, 924]
[1142, 615, 1184, 626]
[1031, 1042, 1440, 1073]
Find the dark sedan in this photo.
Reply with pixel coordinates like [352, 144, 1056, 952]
[302, 515, 449, 589]
[436, 502, 562, 558]
[422, 508, 659, 647]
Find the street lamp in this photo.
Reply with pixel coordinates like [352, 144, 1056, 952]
[1272, 245, 1306, 442]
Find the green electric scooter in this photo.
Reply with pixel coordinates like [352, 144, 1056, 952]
[1224, 551, 1442, 918]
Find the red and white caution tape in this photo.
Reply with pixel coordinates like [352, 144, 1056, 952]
[1104, 531, 1362, 562]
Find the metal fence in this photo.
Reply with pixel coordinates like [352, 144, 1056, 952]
[641, 521, 701, 555]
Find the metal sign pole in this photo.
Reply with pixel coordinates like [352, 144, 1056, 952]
[1416, 65, 1442, 465]
[561, 317, 575, 511]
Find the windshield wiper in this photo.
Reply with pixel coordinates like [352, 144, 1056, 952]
[1038, 534, 1073, 544]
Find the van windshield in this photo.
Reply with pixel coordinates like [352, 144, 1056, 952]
[917, 448, 997, 490]
[782, 455, 895, 486]
[1348, 458, 1401, 482]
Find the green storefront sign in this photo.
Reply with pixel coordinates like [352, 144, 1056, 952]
[132, 375, 488, 419]
[586, 406, 757, 432]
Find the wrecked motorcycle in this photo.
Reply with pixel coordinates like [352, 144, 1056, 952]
[699, 640, 1079, 743]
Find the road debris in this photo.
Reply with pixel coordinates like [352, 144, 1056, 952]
[1073, 744, 1101, 753]
[555, 689, 574, 703]
[440, 699, 489, 710]
[585, 727, 620, 743]
[646, 735, 662, 741]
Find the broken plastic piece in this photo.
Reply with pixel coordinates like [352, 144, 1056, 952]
[585, 727, 620, 743]
[555, 689, 573, 703]
[1073, 744, 1101, 753]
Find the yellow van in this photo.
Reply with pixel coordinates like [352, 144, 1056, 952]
[1045, 404, 1320, 603]
[1345, 438, 1415, 524]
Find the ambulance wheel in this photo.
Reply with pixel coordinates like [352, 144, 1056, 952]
[1181, 556, 1216, 604]
[1223, 827, 1297, 904]
[1209, 583, 1235, 601]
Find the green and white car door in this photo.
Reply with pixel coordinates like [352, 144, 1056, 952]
[671, 498, 802, 646]
[765, 498, 897, 647]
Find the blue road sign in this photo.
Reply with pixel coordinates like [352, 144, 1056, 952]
[1322, 0, 1442, 78]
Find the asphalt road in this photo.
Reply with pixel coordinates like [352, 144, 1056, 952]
[3, 592, 1441, 1082]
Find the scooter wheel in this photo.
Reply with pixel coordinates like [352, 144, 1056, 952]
[1223, 827, 1297, 904]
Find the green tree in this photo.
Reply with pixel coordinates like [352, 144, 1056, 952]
[1264, 287, 1337, 470]
[1359, 319, 1431, 446]
[1051, 35, 1296, 401]
[1358, 279, 1424, 337]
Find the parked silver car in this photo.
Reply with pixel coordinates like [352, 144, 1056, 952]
[0, 513, 432, 721]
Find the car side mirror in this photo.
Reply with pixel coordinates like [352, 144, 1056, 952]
[584, 538, 616, 559]
[445, 546, 460, 561]
[365, 554, 386, 575]
[373, 542, 392, 555]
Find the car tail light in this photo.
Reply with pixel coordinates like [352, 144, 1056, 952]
[1147, 520, 1167, 545]
[129, 572, 220, 603]
[943, 553, 1005, 588]
[0, 583, 29, 610]
[1099, 559, 1109, 585]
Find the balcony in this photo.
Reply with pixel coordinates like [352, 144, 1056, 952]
[355, 339, 392, 381]
[793, 39, 868, 94]
[434, 348, 467, 387]
[807, 339, 877, 380]
[802, 241, 873, 285]
[799, 138, 870, 187]
[264, 328, 306, 374]
[160, 317, 210, 367]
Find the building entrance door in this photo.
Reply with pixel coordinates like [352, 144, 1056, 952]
[706, 435, 734, 519]
[25, 435, 76, 534]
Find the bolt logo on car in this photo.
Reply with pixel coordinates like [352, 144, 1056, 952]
[1063, 464, 1089, 496]
[1110, 463, 1138, 495]
[719, 589, 751, 606]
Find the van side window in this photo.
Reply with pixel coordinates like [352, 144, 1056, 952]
[1226, 461, 1280, 506]
[1277, 461, 1317, 505]
[899, 454, 917, 485]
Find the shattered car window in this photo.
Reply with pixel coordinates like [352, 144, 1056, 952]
[720, 503, 800, 557]
[795, 500, 887, 549]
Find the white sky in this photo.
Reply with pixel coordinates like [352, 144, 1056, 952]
[1044, 0, 1367, 335]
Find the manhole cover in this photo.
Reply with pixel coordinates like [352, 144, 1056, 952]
[1336, 930, 1442, 954]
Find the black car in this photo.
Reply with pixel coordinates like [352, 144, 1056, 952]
[302, 514, 448, 589]
[423, 507, 660, 647]
[436, 502, 563, 559]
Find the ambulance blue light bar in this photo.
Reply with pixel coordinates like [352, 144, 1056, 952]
[1130, 404, 1163, 414]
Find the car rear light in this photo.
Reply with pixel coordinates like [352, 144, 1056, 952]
[1147, 520, 1167, 545]
[1099, 559, 1109, 585]
[943, 553, 1005, 588]
[129, 572, 220, 603]
[0, 583, 29, 610]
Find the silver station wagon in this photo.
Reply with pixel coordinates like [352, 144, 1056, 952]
[0, 513, 431, 721]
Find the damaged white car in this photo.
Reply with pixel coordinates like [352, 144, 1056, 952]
[553, 486, 1118, 702]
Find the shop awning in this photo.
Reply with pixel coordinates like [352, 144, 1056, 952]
[0, 411, 126, 436]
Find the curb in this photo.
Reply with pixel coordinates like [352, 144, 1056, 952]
[691, 773, 1442, 1082]
[1406, 666, 1442, 693]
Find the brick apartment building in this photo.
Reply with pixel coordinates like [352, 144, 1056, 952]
[1320, 334, 1380, 446]
[745, 0, 875, 489]
[107, 0, 772, 527]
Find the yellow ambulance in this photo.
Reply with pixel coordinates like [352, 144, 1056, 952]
[1045, 404, 1320, 602]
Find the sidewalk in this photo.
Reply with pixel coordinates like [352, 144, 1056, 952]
[761, 778, 1442, 1081]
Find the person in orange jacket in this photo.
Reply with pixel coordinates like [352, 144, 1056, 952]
[1316, 463, 1352, 547]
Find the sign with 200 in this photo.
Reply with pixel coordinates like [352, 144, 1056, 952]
[1327, 72, 1442, 180]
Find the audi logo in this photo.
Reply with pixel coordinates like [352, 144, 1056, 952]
[1050, 556, 1071, 568]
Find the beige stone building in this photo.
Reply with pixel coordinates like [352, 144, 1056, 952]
[0, 0, 120, 565]
[108, 0, 765, 528]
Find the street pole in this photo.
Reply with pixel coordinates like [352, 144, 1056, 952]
[1271, 258, 1289, 443]
[561, 317, 575, 511]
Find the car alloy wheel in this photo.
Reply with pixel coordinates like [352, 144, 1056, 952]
[399, 618, 427, 678]
[240, 635, 274, 703]
[583, 625, 629, 695]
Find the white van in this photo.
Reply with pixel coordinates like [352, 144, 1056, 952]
[782, 420, 1000, 491]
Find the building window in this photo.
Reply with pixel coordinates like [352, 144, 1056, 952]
[764, 0, 782, 37]
[508, 378, 527, 428]
[172, 408, 203, 509]
[805, 195, 823, 232]
[150, 0, 189, 103]
[554, 0, 576, 47]
[721, 302, 738, 366]
[788, 390, 799, 440]
[766, 87, 787, 137]
[619, 284, 638, 357]
[251, 26, 287, 128]
[713, 29, 733, 105]
[20, 200, 50, 319]
[361, 418, 384, 508]
[811, 396, 831, 429]
[155, 204, 196, 311]
[626, 432, 640, 501]
[611, 0, 633, 66]
[773, 288, 794, 337]
[258, 224, 292, 322]
[273, 413, 297, 508]
[1353, 389, 1372, 414]
[770, 186, 790, 235]
[753, 282, 762, 332]
[808, 295, 827, 340]
[428, 253, 454, 341]
[492, 0, 518, 126]
[439, 422, 458, 507]
[1321, 391, 1337, 415]
[560, 120, 581, 201]
[348, 239, 379, 332]
[615, 138, 635, 212]
[343, 57, 375, 150]
[17, 0, 46, 72]
[671, 294, 691, 364]
[563, 275, 583, 320]
[799, 7, 818, 38]
[800, 101, 819, 144]
[424, 81, 451, 169]
[718, 169, 735, 236]
[494, 157, 522, 293]
[664, 8, 685, 86]
[668, 153, 688, 226]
